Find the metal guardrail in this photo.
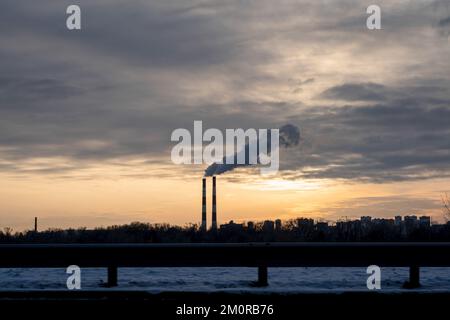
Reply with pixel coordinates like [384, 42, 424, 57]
[1, 242, 450, 288]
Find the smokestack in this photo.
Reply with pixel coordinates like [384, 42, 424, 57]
[34, 217, 38, 232]
[212, 176, 217, 230]
[201, 177, 207, 231]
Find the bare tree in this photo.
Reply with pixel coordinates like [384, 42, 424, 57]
[442, 193, 450, 222]
[2, 227, 13, 237]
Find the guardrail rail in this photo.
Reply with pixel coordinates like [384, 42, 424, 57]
[1, 242, 450, 288]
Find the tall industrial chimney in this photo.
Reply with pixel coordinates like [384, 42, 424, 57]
[201, 177, 207, 231]
[212, 176, 217, 230]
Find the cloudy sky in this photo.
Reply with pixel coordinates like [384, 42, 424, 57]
[1, 0, 449, 230]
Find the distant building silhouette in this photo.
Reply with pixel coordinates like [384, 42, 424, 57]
[275, 219, 282, 232]
[2, 214, 447, 244]
[263, 220, 274, 233]
[419, 216, 431, 228]
[220, 220, 244, 233]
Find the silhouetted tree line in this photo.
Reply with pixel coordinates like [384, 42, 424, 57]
[1, 219, 450, 243]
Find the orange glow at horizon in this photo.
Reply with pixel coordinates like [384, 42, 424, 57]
[0, 162, 447, 231]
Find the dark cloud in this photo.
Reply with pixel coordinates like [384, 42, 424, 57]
[0, 77, 84, 104]
[279, 83, 450, 182]
[0, 0, 449, 185]
[438, 16, 450, 27]
[320, 83, 388, 101]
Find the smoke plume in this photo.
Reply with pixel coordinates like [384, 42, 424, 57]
[204, 124, 300, 176]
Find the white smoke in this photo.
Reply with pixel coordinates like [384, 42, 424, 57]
[204, 124, 300, 176]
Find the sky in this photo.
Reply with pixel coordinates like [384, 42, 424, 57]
[0, 0, 449, 231]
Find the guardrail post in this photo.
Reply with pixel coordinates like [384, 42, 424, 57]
[410, 266, 420, 288]
[403, 266, 420, 289]
[257, 266, 268, 287]
[107, 266, 118, 287]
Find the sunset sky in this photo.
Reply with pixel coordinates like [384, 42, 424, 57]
[1, 0, 449, 231]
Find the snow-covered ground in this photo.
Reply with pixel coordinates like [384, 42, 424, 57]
[1, 267, 449, 292]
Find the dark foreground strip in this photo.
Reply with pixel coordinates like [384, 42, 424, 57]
[0, 291, 448, 319]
